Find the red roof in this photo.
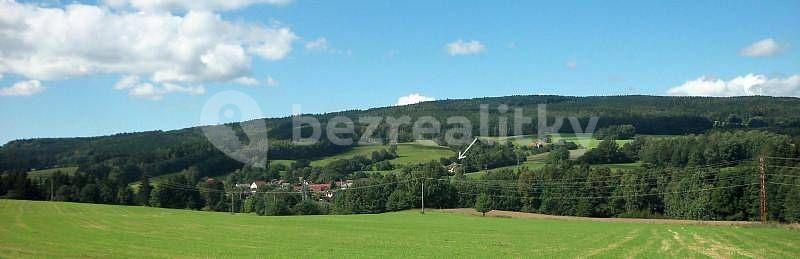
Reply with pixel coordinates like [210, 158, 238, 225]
[308, 183, 331, 192]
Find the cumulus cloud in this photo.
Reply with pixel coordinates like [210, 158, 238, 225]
[0, 1, 297, 98]
[104, 0, 293, 13]
[396, 93, 434, 106]
[445, 40, 486, 56]
[0, 80, 45, 97]
[113, 75, 204, 100]
[666, 74, 800, 97]
[265, 76, 278, 86]
[739, 38, 787, 57]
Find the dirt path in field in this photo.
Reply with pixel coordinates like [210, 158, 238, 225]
[438, 208, 757, 226]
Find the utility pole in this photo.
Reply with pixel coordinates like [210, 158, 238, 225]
[421, 178, 425, 214]
[50, 178, 54, 201]
[230, 190, 235, 215]
[302, 180, 308, 201]
[759, 156, 767, 223]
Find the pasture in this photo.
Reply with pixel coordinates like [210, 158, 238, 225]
[310, 142, 455, 167]
[26, 166, 79, 179]
[1, 200, 797, 258]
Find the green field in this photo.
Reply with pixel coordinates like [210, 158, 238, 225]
[1, 200, 797, 258]
[26, 166, 79, 179]
[310, 142, 455, 167]
[127, 143, 454, 188]
[464, 148, 640, 179]
[128, 171, 193, 190]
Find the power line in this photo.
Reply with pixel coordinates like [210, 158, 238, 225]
[449, 174, 757, 192]
[767, 182, 800, 187]
[766, 173, 800, 178]
[456, 159, 754, 184]
[456, 182, 759, 200]
[446, 163, 756, 189]
[766, 165, 800, 170]
[764, 156, 800, 161]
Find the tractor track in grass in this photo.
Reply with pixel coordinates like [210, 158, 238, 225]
[578, 229, 640, 258]
[3, 200, 799, 258]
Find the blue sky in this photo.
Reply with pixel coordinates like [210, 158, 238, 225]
[1, 0, 799, 144]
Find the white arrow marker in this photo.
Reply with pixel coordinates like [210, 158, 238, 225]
[458, 138, 479, 160]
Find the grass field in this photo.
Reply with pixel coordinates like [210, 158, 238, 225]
[310, 142, 455, 167]
[1, 200, 797, 258]
[480, 134, 636, 149]
[129, 171, 191, 190]
[26, 166, 79, 179]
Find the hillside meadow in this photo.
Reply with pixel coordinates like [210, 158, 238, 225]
[309, 142, 455, 167]
[1, 200, 798, 258]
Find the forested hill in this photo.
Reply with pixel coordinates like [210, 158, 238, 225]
[2, 95, 800, 175]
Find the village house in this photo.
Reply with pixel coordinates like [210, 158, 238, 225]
[446, 162, 460, 173]
[249, 180, 267, 193]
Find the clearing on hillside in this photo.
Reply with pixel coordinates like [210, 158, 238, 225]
[26, 166, 79, 179]
[310, 143, 454, 167]
[1, 200, 798, 258]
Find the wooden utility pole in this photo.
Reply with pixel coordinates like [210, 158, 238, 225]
[230, 191, 235, 214]
[50, 178, 54, 201]
[421, 179, 425, 214]
[240, 191, 244, 214]
[759, 156, 767, 223]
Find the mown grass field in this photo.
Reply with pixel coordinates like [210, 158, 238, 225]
[310, 142, 455, 167]
[1, 200, 798, 258]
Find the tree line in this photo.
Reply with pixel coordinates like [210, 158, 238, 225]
[2, 129, 800, 222]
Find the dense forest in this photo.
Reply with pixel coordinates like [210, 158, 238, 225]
[3, 95, 800, 178]
[2, 95, 800, 222]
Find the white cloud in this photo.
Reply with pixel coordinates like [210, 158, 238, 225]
[113, 75, 204, 100]
[445, 40, 486, 56]
[667, 74, 800, 97]
[114, 75, 141, 90]
[104, 0, 293, 13]
[128, 82, 205, 100]
[396, 93, 434, 106]
[0, 80, 45, 97]
[303, 37, 350, 55]
[0, 1, 297, 98]
[233, 76, 259, 86]
[739, 38, 787, 57]
[248, 28, 298, 60]
[305, 37, 330, 51]
[265, 76, 278, 86]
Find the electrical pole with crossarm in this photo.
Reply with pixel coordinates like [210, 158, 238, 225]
[759, 156, 767, 223]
